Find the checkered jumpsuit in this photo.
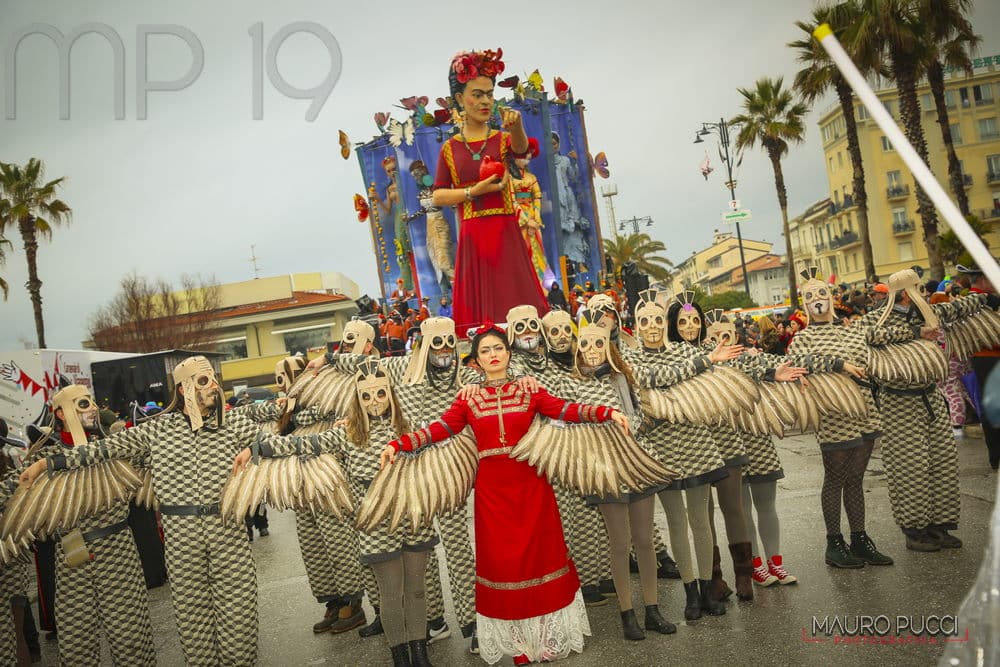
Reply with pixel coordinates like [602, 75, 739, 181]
[861, 295, 988, 533]
[47, 407, 279, 666]
[0, 475, 30, 665]
[32, 436, 156, 666]
[286, 406, 364, 607]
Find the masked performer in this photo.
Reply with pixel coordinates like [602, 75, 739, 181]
[789, 269, 894, 569]
[432, 48, 548, 331]
[305, 319, 459, 646]
[406, 160, 455, 295]
[703, 308, 869, 587]
[629, 292, 735, 620]
[264, 355, 366, 635]
[20, 386, 155, 666]
[862, 269, 1000, 551]
[18, 357, 284, 666]
[378, 325, 649, 665]
[509, 307, 613, 607]
[566, 324, 677, 641]
[239, 360, 439, 666]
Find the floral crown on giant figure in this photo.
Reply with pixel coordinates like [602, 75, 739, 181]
[450, 49, 506, 84]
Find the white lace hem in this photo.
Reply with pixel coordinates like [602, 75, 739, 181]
[476, 589, 592, 664]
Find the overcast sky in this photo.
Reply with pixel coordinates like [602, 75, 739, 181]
[1, 0, 998, 350]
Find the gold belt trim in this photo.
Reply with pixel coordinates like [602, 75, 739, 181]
[478, 446, 513, 459]
[476, 564, 570, 591]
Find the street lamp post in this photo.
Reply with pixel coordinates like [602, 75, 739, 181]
[695, 118, 750, 298]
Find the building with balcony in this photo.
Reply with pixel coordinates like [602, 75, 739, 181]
[669, 230, 773, 297]
[815, 56, 1000, 283]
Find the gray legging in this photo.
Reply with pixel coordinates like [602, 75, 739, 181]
[711, 467, 750, 545]
[370, 551, 429, 647]
[598, 496, 658, 611]
[657, 486, 714, 582]
[740, 481, 780, 559]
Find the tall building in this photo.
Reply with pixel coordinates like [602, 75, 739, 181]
[811, 57, 1000, 284]
[669, 230, 772, 297]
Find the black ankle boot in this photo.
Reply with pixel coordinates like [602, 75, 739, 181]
[391, 643, 412, 667]
[620, 608, 645, 640]
[358, 612, 383, 638]
[644, 605, 676, 634]
[697, 580, 726, 616]
[409, 639, 432, 667]
[849, 531, 894, 565]
[683, 581, 702, 621]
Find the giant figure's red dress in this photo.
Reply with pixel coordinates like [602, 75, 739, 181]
[434, 131, 549, 333]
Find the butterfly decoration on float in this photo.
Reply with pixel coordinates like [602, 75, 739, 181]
[374, 112, 391, 134]
[590, 151, 610, 179]
[354, 194, 370, 222]
[338, 130, 351, 160]
[387, 117, 415, 147]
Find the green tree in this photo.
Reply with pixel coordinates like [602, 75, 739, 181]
[731, 76, 808, 310]
[920, 0, 979, 217]
[0, 159, 73, 348]
[790, 2, 878, 283]
[938, 214, 988, 267]
[841, 0, 945, 278]
[692, 288, 758, 311]
[602, 233, 674, 282]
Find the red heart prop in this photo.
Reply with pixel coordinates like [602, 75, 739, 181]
[479, 155, 505, 181]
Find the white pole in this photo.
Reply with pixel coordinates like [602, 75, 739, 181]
[813, 24, 1000, 289]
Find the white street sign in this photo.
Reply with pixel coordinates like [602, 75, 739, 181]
[722, 209, 752, 224]
[729, 199, 740, 211]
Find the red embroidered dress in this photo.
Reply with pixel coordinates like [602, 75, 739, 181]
[389, 383, 613, 662]
[434, 131, 549, 333]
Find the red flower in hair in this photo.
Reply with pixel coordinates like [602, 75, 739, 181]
[474, 320, 497, 336]
[451, 48, 505, 84]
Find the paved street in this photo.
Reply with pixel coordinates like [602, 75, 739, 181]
[34, 432, 998, 666]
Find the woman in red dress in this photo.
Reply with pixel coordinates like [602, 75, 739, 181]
[432, 49, 549, 333]
[381, 325, 630, 664]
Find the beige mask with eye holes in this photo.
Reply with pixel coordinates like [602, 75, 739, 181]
[172, 356, 222, 431]
[634, 289, 667, 348]
[355, 359, 396, 434]
[799, 267, 834, 324]
[341, 320, 376, 355]
[506, 305, 543, 351]
[542, 310, 575, 354]
[705, 309, 737, 346]
[675, 304, 703, 343]
[875, 268, 940, 329]
[275, 356, 306, 393]
[50, 385, 98, 446]
[575, 324, 620, 373]
[403, 317, 459, 385]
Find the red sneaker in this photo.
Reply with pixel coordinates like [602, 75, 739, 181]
[767, 555, 798, 585]
[752, 556, 778, 586]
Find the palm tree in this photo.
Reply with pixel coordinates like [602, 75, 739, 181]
[0, 200, 12, 300]
[602, 233, 674, 282]
[843, 0, 945, 278]
[790, 2, 878, 284]
[731, 76, 809, 310]
[0, 159, 72, 348]
[920, 0, 979, 217]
